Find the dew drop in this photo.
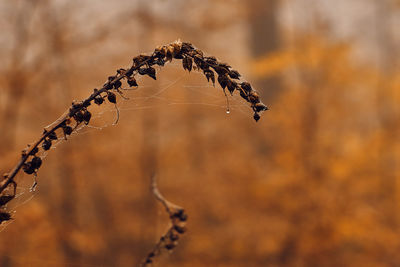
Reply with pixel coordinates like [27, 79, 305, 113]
[226, 108, 230, 114]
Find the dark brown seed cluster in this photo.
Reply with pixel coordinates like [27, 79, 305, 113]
[142, 208, 188, 266]
[172, 41, 269, 121]
[0, 174, 14, 223]
[0, 40, 267, 225]
[0, 211, 11, 224]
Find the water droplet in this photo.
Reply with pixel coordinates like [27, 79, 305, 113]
[226, 108, 230, 114]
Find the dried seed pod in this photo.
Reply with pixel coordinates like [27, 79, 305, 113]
[239, 90, 248, 100]
[213, 65, 229, 75]
[173, 225, 186, 234]
[165, 243, 175, 250]
[42, 139, 52, 151]
[0, 195, 14, 206]
[0, 212, 11, 223]
[227, 80, 237, 95]
[82, 99, 91, 108]
[172, 209, 188, 222]
[147, 252, 155, 258]
[179, 213, 187, 222]
[228, 70, 241, 79]
[254, 102, 268, 112]
[132, 55, 152, 66]
[73, 111, 84, 123]
[146, 67, 156, 80]
[193, 56, 205, 70]
[240, 82, 252, 93]
[71, 101, 83, 110]
[31, 156, 42, 170]
[219, 62, 231, 69]
[23, 162, 35, 174]
[218, 75, 229, 89]
[205, 56, 217, 65]
[181, 42, 194, 52]
[248, 91, 260, 104]
[169, 233, 179, 241]
[138, 68, 146, 75]
[94, 95, 104, 105]
[127, 77, 138, 87]
[194, 49, 204, 57]
[125, 68, 134, 77]
[113, 80, 122, 90]
[107, 92, 117, 103]
[63, 125, 73, 135]
[138, 67, 156, 80]
[83, 110, 92, 124]
[172, 43, 183, 59]
[155, 58, 165, 66]
[173, 52, 183, 59]
[48, 131, 58, 140]
[157, 46, 168, 57]
[165, 45, 174, 61]
[204, 69, 215, 85]
[182, 57, 193, 72]
[104, 82, 113, 90]
[117, 68, 126, 75]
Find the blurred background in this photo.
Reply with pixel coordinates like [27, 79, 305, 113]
[0, 0, 400, 266]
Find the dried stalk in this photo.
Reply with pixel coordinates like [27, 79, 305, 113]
[140, 175, 188, 266]
[0, 40, 268, 224]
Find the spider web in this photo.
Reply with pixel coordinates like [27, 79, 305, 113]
[0, 62, 255, 230]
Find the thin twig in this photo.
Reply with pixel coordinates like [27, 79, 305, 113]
[0, 40, 268, 225]
[140, 174, 188, 266]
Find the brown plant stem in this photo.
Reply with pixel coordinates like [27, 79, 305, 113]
[0, 40, 268, 218]
[0, 59, 150, 194]
[140, 174, 188, 266]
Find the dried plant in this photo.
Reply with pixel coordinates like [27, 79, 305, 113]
[0, 40, 267, 261]
[140, 174, 188, 266]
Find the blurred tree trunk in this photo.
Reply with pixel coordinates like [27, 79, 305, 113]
[248, 0, 281, 99]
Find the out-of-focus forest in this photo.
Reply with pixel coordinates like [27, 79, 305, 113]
[0, 0, 399, 266]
